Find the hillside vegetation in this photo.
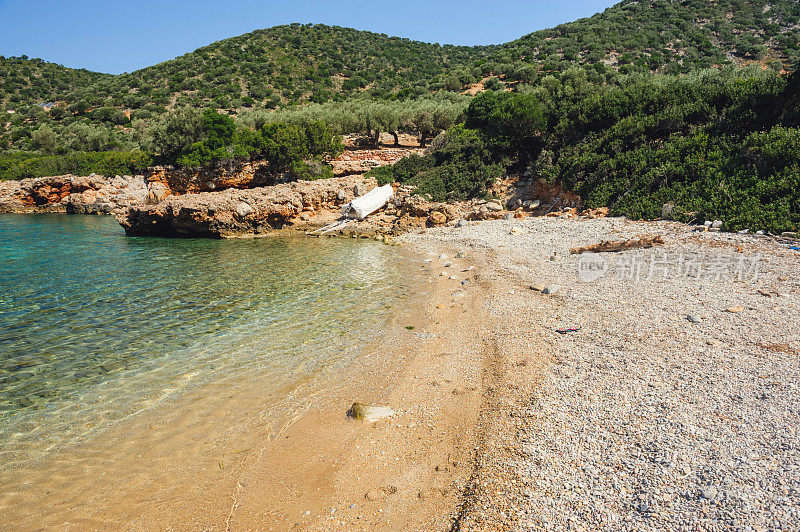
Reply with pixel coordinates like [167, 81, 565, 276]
[0, 0, 798, 234]
[2, 0, 798, 118]
[374, 66, 800, 233]
[491, 0, 800, 82]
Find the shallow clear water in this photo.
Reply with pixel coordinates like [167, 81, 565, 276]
[0, 214, 416, 465]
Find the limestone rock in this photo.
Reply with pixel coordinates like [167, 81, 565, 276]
[235, 202, 253, 218]
[0, 174, 149, 215]
[117, 176, 376, 237]
[427, 211, 447, 226]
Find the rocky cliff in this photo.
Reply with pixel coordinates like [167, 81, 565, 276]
[146, 159, 274, 194]
[0, 174, 157, 215]
[116, 176, 377, 238]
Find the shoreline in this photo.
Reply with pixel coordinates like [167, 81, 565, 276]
[402, 216, 800, 529]
[1, 213, 798, 529]
[0, 236, 497, 530]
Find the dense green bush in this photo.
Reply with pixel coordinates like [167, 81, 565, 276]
[447, 68, 800, 233]
[0, 150, 152, 180]
[142, 106, 342, 178]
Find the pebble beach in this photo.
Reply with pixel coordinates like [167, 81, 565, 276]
[404, 216, 800, 530]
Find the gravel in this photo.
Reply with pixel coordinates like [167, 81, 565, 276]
[403, 216, 800, 530]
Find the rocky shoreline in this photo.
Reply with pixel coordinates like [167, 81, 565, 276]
[0, 174, 154, 215]
[0, 144, 591, 240]
[0, 144, 427, 223]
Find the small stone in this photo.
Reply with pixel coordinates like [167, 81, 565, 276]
[455, 252, 464, 258]
[542, 284, 561, 295]
[509, 226, 523, 235]
[346, 403, 395, 423]
[449, 275, 458, 280]
[438, 254, 448, 260]
[337, 190, 345, 201]
[461, 279, 470, 286]
[234, 202, 253, 218]
[701, 487, 718, 500]
[530, 283, 546, 292]
[486, 202, 503, 212]
[725, 305, 745, 313]
[706, 338, 721, 346]
[503, 213, 514, 221]
[354, 184, 366, 196]
[756, 230, 765, 235]
[711, 220, 723, 229]
[781, 232, 798, 238]
[427, 211, 447, 226]
[738, 229, 749, 234]
[687, 314, 702, 323]
[455, 219, 466, 228]
[704, 221, 713, 227]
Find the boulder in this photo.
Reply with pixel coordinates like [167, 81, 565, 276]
[427, 211, 448, 226]
[235, 202, 254, 218]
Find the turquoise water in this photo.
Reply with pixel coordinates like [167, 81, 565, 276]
[0, 214, 416, 464]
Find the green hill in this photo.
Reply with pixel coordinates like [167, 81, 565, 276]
[2, 1, 799, 115]
[490, 0, 800, 81]
[0, 56, 110, 111]
[1, 24, 490, 114]
[1, 0, 798, 154]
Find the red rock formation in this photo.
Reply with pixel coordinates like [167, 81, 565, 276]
[146, 159, 274, 194]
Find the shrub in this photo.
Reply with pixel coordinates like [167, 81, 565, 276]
[0, 150, 152, 180]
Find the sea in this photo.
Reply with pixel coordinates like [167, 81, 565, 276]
[0, 214, 420, 468]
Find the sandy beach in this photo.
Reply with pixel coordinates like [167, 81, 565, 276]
[0, 240, 493, 530]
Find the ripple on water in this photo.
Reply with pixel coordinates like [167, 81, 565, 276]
[0, 214, 418, 466]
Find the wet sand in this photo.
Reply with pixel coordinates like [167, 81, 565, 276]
[0, 246, 496, 530]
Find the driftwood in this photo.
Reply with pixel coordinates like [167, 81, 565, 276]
[570, 236, 665, 254]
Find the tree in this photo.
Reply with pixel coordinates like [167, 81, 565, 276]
[144, 107, 203, 164]
[31, 125, 57, 153]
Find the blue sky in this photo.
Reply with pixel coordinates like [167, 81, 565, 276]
[0, 0, 617, 74]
